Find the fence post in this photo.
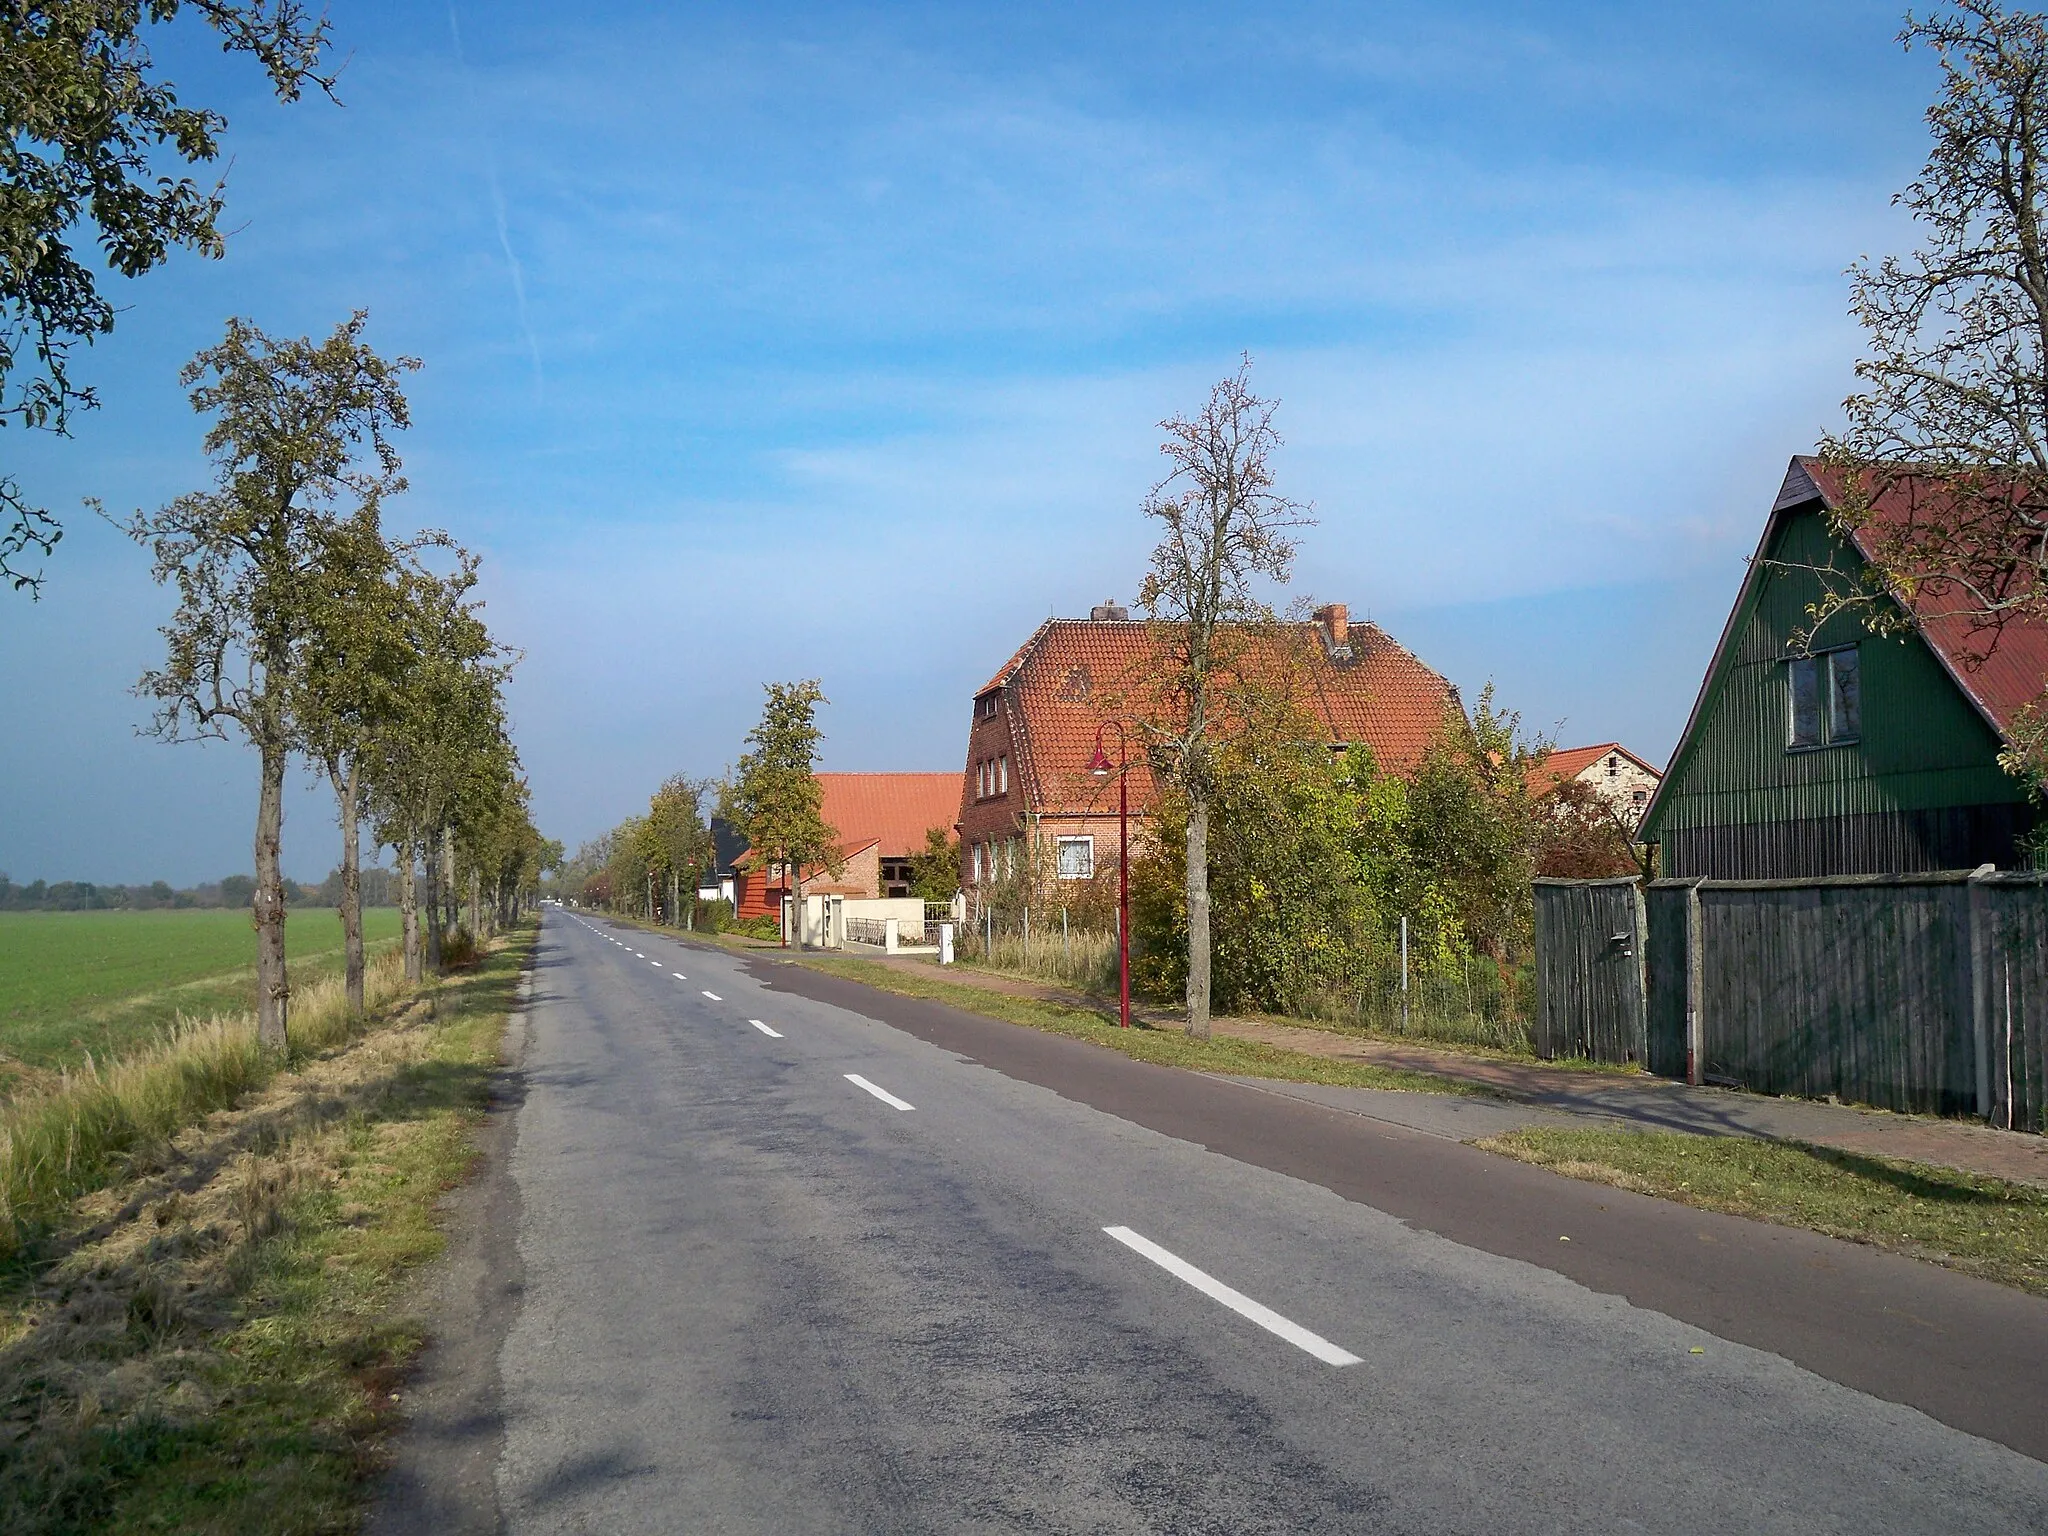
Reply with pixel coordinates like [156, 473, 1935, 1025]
[885, 918, 900, 955]
[939, 922, 954, 965]
[1969, 864, 1996, 1121]
[1400, 915, 1409, 1033]
[1631, 879, 1649, 1064]
[1684, 881, 1704, 1087]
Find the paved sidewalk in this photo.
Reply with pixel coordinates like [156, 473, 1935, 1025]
[847, 953, 2048, 1189]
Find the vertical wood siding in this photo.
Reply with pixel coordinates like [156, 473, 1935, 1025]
[1533, 879, 1646, 1064]
[1647, 508, 2024, 848]
[1547, 870, 2048, 1128]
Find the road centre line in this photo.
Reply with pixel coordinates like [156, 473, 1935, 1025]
[702, 991, 723, 1001]
[1101, 1226, 1360, 1367]
[749, 1019, 783, 1038]
[843, 1073, 914, 1111]
[672, 971, 687, 980]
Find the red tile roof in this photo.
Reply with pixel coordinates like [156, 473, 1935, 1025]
[988, 617, 1456, 816]
[1525, 743, 1661, 798]
[815, 773, 960, 857]
[1792, 457, 2048, 741]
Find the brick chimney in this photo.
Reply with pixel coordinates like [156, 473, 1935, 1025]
[1089, 599, 1129, 621]
[1315, 602, 1349, 648]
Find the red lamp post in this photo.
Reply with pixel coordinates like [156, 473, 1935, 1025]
[1086, 722, 1132, 1029]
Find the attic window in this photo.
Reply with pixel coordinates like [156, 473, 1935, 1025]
[976, 693, 1000, 721]
[1787, 645, 1860, 750]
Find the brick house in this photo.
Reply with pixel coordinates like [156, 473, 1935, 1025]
[1525, 743, 1663, 829]
[957, 601, 1456, 893]
[731, 772, 961, 920]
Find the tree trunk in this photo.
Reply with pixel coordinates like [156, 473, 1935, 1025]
[400, 839, 422, 982]
[253, 738, 290, 1050]
[440, 826, 458, 946]
[469, 865, 482, 940]
[330, 757, 364, 1014]
[424, 830, 444, 971]
[1185, 792, 1212, 1039]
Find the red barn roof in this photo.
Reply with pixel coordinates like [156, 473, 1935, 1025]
[815, 773, 960, 858]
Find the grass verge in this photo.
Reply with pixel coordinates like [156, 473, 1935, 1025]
[767, 950, 1480, 1096]
[0, 924, 532, 1534]
[0, 953, 412, 1253]
[1479, 1127, 2048, 1296]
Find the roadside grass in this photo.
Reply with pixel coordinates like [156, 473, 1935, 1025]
[0, 951, 414, 1255]
[598, 915, 1610, 1074]
[0, 909, 404, 1093]
[764, 950, 1481, 1096]
[0, 924, 531, 1535]
[1479, 1127, 2048, 1296]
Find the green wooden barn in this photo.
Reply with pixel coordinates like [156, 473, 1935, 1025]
[1641, 457, 2048, 878]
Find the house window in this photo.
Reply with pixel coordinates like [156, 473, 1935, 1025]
[976, 761, 987, 799]
[1788, 645, 1861, 750]
[971, 843, 984, 882]
[998, 754, 1010, 795]
[1056, 836, 1095, 880]
[976, 693, 999, 721]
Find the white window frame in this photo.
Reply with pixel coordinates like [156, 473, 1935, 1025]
[998, 754, 1010, 795]
[1055, 835, 1095, 881]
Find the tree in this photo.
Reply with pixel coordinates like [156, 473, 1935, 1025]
[127, 313, 414, 1048]
[1393, 688, 1549, 966]
[1135, 357, 1313, 1038]
[727, 680, 837, 946]
[908, 825, 960, 903]
[1818, 2, 2048, 786]
[363, 553, 515, 977]
[1532, 777, 1646, 880]
[295, 511, 393, 1013]
[643, 775, 713, 922]
[1132, 705, 1380, 1016]
[1, 1, 336, 595]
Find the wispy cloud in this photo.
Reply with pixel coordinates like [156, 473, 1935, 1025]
[447, 5, 544, 402]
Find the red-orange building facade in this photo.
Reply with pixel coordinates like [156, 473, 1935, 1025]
[956, 602, 1457, 893]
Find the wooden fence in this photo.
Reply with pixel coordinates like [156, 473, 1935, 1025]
[1536, 870, 2048, 1131]
[1532, 879, 1646, 1065]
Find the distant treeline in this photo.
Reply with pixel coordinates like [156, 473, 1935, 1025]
[0, 868, 402, 912]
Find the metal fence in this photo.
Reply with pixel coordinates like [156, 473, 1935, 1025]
[1536, 870, 2048, 1130]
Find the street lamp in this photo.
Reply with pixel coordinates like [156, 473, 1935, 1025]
[1086, 722, 1132, 1030]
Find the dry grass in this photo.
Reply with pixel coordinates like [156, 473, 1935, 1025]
[0, 928, 529, 1534]
[0, 953, 409, 1257]
[960, 927, 1122, 994]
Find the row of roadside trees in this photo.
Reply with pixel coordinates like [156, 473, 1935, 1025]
[122, 314, 557, 1049]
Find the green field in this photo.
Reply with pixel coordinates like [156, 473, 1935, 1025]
[0, 908, 402, 1091]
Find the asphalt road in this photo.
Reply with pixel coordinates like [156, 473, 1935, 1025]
[377, 907, 2048, 1534]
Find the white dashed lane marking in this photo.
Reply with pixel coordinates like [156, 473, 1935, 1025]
[702, 991, 723, 1001]
[749, 1019, 782, 1038]
[844, 1074, 914, 1112]
[1101, 1226, 1361, 1367]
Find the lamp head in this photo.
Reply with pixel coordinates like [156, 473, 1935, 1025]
[1086, 745, 1114, 778]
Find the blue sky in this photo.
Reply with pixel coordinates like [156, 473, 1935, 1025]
[1, 1, 1931, 884]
